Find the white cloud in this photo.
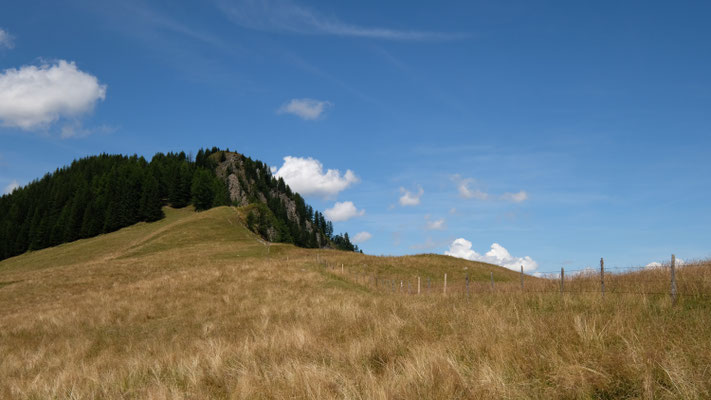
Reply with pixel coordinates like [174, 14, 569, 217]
[646, 258, 685, 268]
[352, 231, 372, 244]
[445, 238, 538, 272]
[399, 185, 423, 206]
[501, 190, 528, 203]
[277, 98, 331, 120]
[0, 28, 14, 49]
[324, 201, 365, 222]
[218, 0, 462, 41]
[425, 215, 445, 230]
[456, 177, 488, 200]
[273, 156, 358, 198]
[454, 175, 528, 203]
[0, 60, 107, 131]
[3, 180, 19, 194]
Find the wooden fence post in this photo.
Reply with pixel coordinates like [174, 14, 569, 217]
[600, 258, 605, 298]
[417, 276, 421, 294]
[560, 267, 564, 293]
[444, 273, 447, 295]
[671, 254, 677, 306]
[490, 271, 494, 291]
[520, 265, 524, 290]
[466, 274, 470, 297]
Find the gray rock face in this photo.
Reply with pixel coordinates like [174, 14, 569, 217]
[214, 151, 315, 235]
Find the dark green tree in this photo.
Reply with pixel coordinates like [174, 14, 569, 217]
[139, 174, 164, 221]
[191, 169, 215, 211]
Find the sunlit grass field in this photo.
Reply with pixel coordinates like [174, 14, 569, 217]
[1, 206, 710, 399]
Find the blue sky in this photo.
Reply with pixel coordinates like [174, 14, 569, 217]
[1, 0, 710, 273]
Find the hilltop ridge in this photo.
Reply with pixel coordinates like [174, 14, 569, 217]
[0, 148, 358, 262]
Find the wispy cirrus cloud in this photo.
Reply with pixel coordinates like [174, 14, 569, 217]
[454, 176, 489, 200]
[217, 0, 465, 41]
[0, 28, 14, 49]
[452, 174, 528, 204]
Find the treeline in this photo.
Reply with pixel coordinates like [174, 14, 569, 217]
[0, 148, 359, 261]
[0, 151, 228, 261]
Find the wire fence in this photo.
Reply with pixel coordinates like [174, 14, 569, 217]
[312, 255, 711, 303]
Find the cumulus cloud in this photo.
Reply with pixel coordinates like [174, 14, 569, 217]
[445, 238, 538, 272]
[324, 201, 365, 222]
[424, 215, 445, 230]
[278, 98, 331, 120]
[3, 180, 19, 195]
[273, 156, 358, 198]
[0, 60, 107, 131]
[501, 190, 528, 203]
[0, 28, 14, 49]
[399, 185, 423, 206]
[646, 258, 685, 268]
[352, 231, 372, 244]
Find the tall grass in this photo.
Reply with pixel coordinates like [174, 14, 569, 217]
[1, 207, 710, 399]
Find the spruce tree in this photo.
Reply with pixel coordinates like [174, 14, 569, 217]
[139, 174, 164, 221]
[191, 169, 214, 211]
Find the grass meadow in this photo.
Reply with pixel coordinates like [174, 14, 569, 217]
[1, 206, 710, 399]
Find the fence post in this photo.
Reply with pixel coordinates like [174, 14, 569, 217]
[341, 263, 343, 274]
[560, 267, 564, 293]
[600, 258, 605, 298]
[400, 280, 403, 293]
[490, 271, 494, 291]
[444, 273, 447, 295]
[671, 254, 677, 306]
[428, 277, 431, 291]
[417, 276, 421, 294]
[466, 274, 470, 297]
[520, 265, 524, 290]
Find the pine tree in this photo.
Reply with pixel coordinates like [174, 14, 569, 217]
[191, 169, 215, 211]
[139, 174, 164, 221]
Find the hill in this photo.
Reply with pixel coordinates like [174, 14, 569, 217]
[0, 148, 358, 262]
[1, 207, 710, 398]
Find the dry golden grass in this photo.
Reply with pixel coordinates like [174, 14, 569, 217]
[1, 206, 710, 399]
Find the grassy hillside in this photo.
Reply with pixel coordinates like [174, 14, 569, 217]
[1, 207, 710, 399]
